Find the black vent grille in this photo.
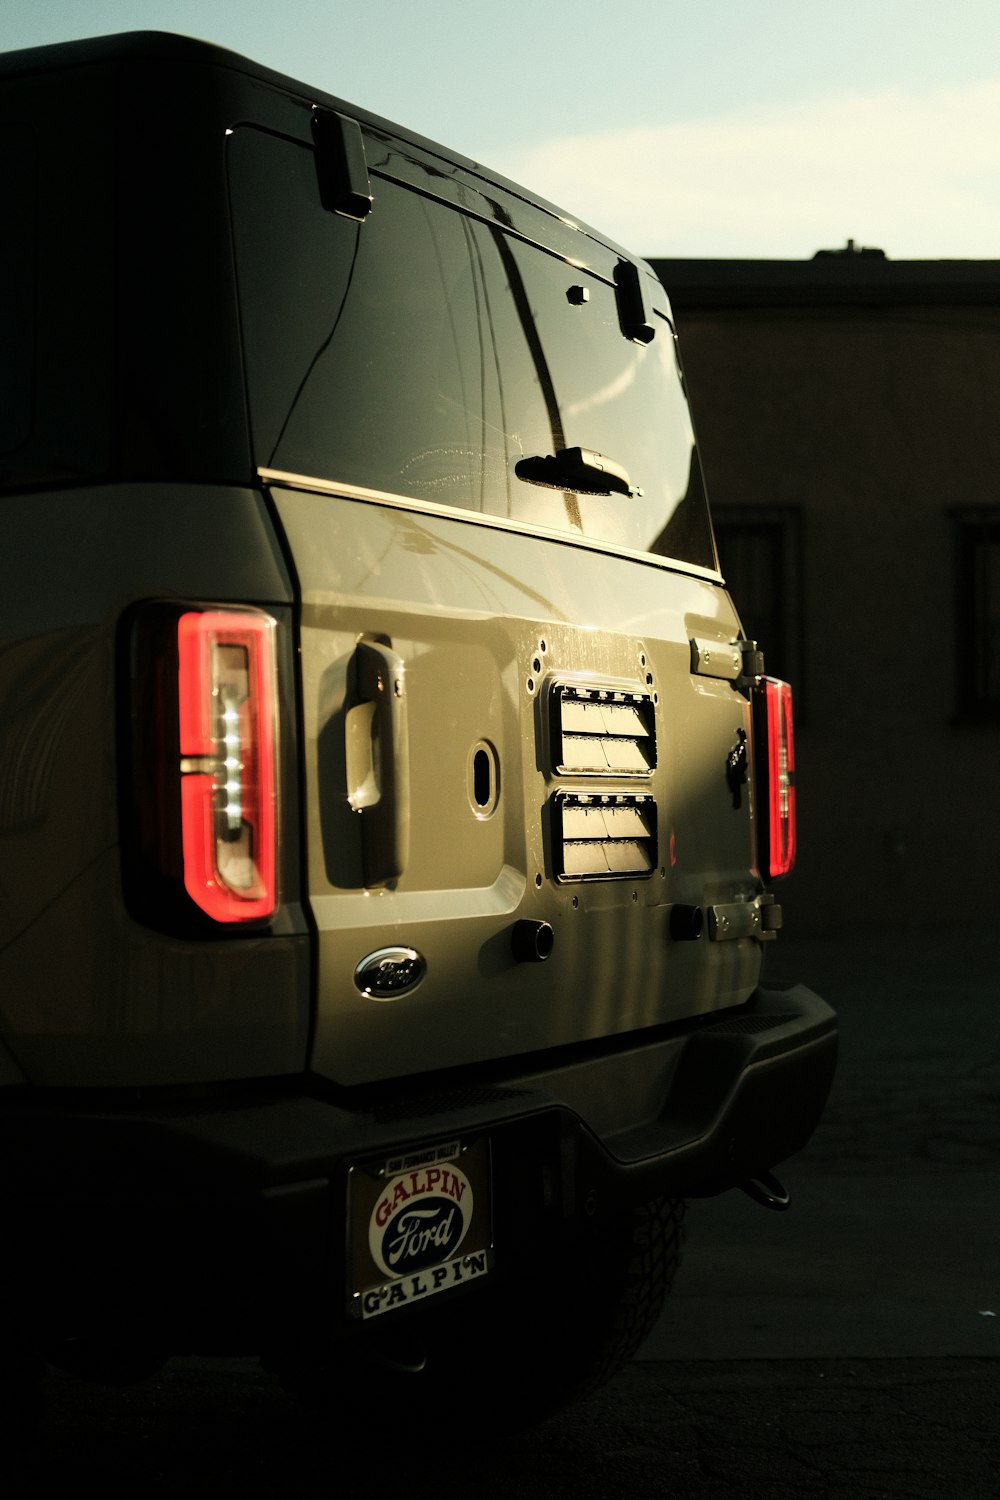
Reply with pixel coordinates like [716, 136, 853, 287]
[550, 684, 656, 776]
[701, 1013, 799, 1036]
[552, 791, 657, 881]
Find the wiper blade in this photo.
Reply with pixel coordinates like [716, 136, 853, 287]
[515, 446, 640, 498]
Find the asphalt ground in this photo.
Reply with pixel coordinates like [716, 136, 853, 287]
[650, 930, 1000, 1362]
[12, 931, 1000, 1497]
[24, 1353, 1000, 1498]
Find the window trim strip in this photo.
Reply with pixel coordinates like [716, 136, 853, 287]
[257, 467, 724, 583]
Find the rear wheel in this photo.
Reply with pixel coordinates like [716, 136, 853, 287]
[479, 1193, 686, 1420]
[276, 1196, 685, 1433]
[547, 1193, 686, 1401]
[0, 1332, 44, 1475]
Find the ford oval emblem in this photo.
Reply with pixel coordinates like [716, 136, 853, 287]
[368, 1162, 473, 1277]
[354, 946, 427, 1000]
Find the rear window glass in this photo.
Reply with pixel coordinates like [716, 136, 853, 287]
[229, 127, 716, 571]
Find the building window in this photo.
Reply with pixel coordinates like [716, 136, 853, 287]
[712, 506, 803, 705]
[953, 510, 1000, 722]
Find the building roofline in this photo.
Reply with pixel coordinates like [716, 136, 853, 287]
[649, 253, 1000, 308]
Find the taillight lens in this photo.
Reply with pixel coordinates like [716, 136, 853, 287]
[176, 610, 278, 922]
[756, 676, 796, 879]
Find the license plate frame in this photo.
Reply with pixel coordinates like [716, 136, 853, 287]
[346, 1136, 493, 1320]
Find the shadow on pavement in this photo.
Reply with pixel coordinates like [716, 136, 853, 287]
[15, 1354, 1000, 1499]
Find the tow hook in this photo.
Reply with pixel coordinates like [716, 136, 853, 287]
[739, 1170, 791, 1212]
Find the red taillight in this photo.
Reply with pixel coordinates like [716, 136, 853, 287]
[176, 610, 278, 922]
[757, 676, 796, 879]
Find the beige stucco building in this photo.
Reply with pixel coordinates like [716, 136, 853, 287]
[652, 249, 1000, 933]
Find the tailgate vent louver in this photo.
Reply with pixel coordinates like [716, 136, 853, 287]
[550, 684, 656, 776]
[553, 791, 658, 881]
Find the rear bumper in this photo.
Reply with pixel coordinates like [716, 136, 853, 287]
[0, 982, 835, 1347]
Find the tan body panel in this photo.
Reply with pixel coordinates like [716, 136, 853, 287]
[274, 485, 763, 1087]
[0, 485, 309, 1086]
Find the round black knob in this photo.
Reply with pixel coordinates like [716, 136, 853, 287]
[670, 905, 704, 941]
[511, 919, 555, 963]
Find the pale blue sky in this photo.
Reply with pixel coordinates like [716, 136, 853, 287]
[6, 1, 1000, 258]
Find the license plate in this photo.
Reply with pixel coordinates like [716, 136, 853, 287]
[347, 1136, 492, 1320]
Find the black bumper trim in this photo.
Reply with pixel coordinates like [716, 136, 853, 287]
[0, 983, 835, 1343]
[0, 983, 835, 1199]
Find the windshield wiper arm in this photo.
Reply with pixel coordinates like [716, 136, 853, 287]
[515, 446, 640, 497]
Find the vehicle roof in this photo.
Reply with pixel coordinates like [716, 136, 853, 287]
[0, 30, 643, 274]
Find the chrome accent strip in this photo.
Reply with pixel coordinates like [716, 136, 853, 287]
[257, 467, 723, 583]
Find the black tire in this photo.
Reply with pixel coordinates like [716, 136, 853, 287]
[0, 1334, 44, 1480]
[482, 1193, 686, 1419]
[276, 1196, 685, 1434]
[557, 1193, 687, 1399]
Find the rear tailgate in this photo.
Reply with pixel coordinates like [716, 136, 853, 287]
[228, 113, 765, 1089]
[272, 484, 761, 1087]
